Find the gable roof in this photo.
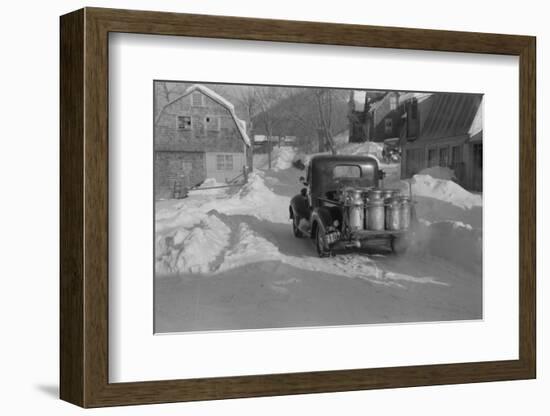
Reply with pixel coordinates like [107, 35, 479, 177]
[418, 93, 483, 141]
[157, 84, 251, 147]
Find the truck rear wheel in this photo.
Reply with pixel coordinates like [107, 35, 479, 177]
[292, 214, 304, 238]
[315, 226, 331, 257]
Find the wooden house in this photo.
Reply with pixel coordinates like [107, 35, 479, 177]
[400, 93, 483, 191]
[154, 84, 252, 199]
[348, 90, 399, 143]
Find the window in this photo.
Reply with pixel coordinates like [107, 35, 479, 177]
[333, 165, 361, 179]
[384, 118, 393, 135]
[451, 145, 462, 166]
[177, 116, 191, 130]
[389, 94, 397, 111]
[205, 115, 220, 131]
[216, 154, 234, 171]
[192, 92, 203, 106]
[428, 148, 438, 167]
[439, 147, 449, 167]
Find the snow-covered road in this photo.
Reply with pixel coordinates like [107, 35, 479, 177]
[155, 146, 483, 333]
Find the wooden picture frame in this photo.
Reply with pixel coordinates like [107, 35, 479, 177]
[60, 7, 536, 408]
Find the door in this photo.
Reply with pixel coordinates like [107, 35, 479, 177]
[471, 143, 483, 191]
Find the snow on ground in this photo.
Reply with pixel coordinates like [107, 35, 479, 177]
[297, 140, 384, 166]
[156, 167, 482, 280]
[223, 171, 290, 223]
[337, 140, 384, 159]
[155, 145, 483, 331]
[155, 144, 482, 332]
[253, 145, 297, 171]
[218, 222, 281, 272]
[155, 170, 291, 276]
[418, 166, 457, 181]
[199, 177, 225, 188]
[273, 146, 296, 171]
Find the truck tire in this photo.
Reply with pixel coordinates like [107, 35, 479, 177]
[315, 226, 331, 257]
[292, 214, 304, 238]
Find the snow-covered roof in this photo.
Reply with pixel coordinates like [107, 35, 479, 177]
[159, 84, 251, 147]
[398, 92, 432, 105]
[352, 90, 367, 111]
[468, 96, 483, 138]
[416, 93, 483, 142]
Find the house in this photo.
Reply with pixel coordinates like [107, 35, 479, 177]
[400, 93, 483, 191]
[348, 90, 398, 143]
[154, 84, 252, 199]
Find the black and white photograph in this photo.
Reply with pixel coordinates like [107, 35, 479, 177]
[153, 81, 483, 333]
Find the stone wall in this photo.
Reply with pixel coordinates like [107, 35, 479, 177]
[154, 151, 205, 199]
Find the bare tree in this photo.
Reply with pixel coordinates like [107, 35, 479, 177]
[253, 87, 284, 169]
[277, 88, 346, 154]
[234, 87, 258, 140]
[314, 89, 336, 154]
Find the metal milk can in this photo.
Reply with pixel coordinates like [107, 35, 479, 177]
[385, 197, 401, 230]
[381, 189, 397, 200]
[347, 188, 365, 231]
[366, 190, 385, 231]
[399, 196, 412, 229]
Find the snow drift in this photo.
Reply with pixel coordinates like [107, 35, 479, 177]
[156, 214, 231, 275]
[418, 166, 457, 181]
[272, 146, 296, 171]
[403, 174, 482, 210]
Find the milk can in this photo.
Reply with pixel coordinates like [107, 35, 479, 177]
[385, 197, 401, 230]
[347, 189, 365, 231]
[368, 188, 383, 200]
[381, 189, 397, 200]
[366, 196, 385, 231]
[399, 196, 412, 230]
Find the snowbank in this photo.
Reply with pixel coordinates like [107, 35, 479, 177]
[220, 171, 291, 223]
[332, 130, 349, 146]
[272, 146, 296, 171]
[337, 141, 384, 159]
[217, 223, 281, 272]
[300, 141, 384, 165]
[156, 214, 231, 275]
[253, 146, 297, 171]
[405, 174, 482, 210]
[418, 166, 457, 181]
[157, 170, 290, 230]
[199, 178, 225, 188]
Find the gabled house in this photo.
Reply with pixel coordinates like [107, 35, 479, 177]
[154, 84, 252, 199]
[401, 93, 483, 191]
[348, 90, 383, 142]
